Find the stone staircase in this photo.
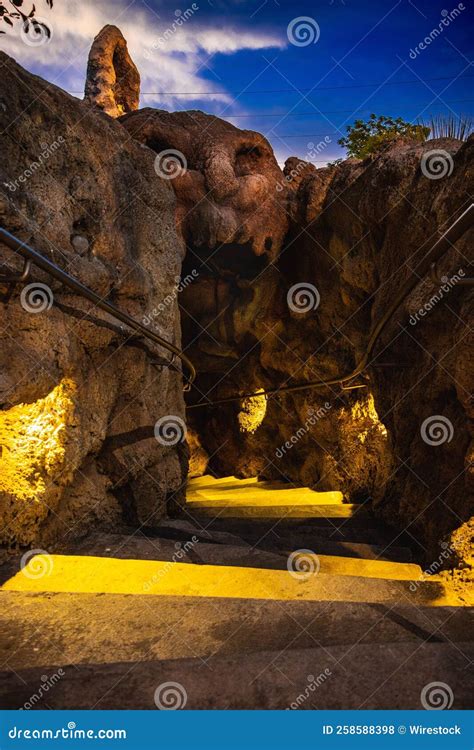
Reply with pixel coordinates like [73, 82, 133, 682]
[0, 476, 472, 709]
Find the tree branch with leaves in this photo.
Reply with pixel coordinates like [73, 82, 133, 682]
[0, 0, 53, 37]
[338, 114, 429, 159]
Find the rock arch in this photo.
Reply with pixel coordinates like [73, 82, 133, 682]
[84, 25, 140, 118]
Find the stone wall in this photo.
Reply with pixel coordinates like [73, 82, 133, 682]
[0, 52, 187, 548]
[1, 35, 472, 571]
[183, 136, 473, 563]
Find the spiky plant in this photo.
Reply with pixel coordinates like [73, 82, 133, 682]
[422, 114, 473, 141]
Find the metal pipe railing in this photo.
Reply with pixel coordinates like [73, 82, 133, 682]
[188, 203, 474, 409]
[0, 227, 196, 388]
[1, 203, 472, 409]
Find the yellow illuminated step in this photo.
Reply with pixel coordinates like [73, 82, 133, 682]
[187, 475, 258, 488]
[1, 554, 460, 605]
[187, 489, 344, 506]
[191, 545, 425, 581]
[312, 555, 422, 580]
[186, 504, 364, 518]
[186, 476, 344, 505]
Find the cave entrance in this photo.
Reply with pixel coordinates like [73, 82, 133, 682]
[179, 239, 272, 480]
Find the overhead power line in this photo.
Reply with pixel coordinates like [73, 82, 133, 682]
[217, 99, 474, 118]
[137, 72, 474, 96]
[67, 72, 474, 97]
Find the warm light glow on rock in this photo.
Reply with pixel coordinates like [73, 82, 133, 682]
[351, 393, 388, 444]
[0, 378, 77, 543]
[237, 388, 267, 433]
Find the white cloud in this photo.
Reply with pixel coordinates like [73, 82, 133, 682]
[0, 0, 285, 107]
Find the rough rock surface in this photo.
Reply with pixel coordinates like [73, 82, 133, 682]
[0, 52, 186, 547]
[84, 25, 140, 118]
[120, 108, 289, 260]
[0, 28, 472, 577]
[183, 136, 473, 564]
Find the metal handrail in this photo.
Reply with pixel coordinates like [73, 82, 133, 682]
[188, 203, 474, 409]
[1, 204, 472, 408]
[0, 227, 196, 388]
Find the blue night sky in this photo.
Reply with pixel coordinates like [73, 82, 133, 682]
[1, 0, 473, 165]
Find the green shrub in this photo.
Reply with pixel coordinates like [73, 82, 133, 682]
[338, 114, 429, 159]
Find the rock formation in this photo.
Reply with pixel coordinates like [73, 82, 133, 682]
[0, 51, 186, 547]
[180, 136, 473, 564]
[0, 25, 472, 577]
[119, 109, 289, 260]
[84, 25, 140, 118]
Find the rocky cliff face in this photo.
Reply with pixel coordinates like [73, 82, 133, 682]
[84, 26, 473, 566]
[285, 137, 473, 562]
[180, 136, 473, 564]
[0, 28, 472, 573]
[84, 25, 140, 118]
[119, 108, 289, 260]
[0, 52, 186, 547]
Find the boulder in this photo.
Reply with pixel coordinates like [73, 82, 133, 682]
[184, 135, 474, 565]
[84, 25, 140, 118]
[120, 108, 289, 259]
[0, 52, 186, 547]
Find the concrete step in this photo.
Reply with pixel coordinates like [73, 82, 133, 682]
[260, 538, 413, 563]
[0, 589, 471, 673]
[208, 524, 414, 560]
[65, 533, 416, 573]
[1, 553, 459, 605]
[187, 476, 344, 506]
[190, 543, 423, 580]
[149, 520, 252, 548]
[188, 475, 258, 487]
[142, 520, 414, 563]
[186, 503, 368, 519]
[1, 640, 471, 709]
[182, 513, 399, 547]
